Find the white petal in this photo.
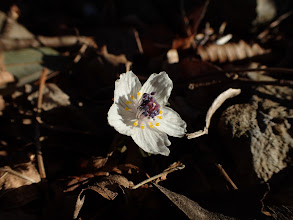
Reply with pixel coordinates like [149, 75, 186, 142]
[114, 71, 142, 103]
[156, 107, 187, 137]
[140, 72, 172, 105]
[131, 127, 171, 156]
[108, 103, 135, 136]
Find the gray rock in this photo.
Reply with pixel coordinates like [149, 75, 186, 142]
[218, 85, 293, 184]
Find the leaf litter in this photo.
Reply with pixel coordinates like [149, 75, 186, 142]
[0, 1, 293, 219]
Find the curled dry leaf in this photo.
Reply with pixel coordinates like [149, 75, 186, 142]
[187, 88, 241, 139]
[73, 175, 130, 219]
[197, 40, 271, 63]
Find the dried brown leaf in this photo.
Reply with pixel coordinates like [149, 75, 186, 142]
[64, 177, 91, 193]
[91, 151, 113, 170]
[0, 70, 14, 86]
[0, 162, 41, 208]
[154, 184, 235, 219]
[197, 40, 271, 63]
[73, 175, 130, 219]
[73, 193, 86, 219]
[1, 6, 34, 40]
[111, 163, 139, 175]
[0, 163, 41, 190]
[27, 83, 70, 111]
[172, 35, 195, 50]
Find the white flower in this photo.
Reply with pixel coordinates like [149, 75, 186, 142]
[107, 71, 187, 156]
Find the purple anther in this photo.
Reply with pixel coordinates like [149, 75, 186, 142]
[137, 92, 161, 119]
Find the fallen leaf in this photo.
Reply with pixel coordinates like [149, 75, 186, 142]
[27, 83, 71, 111]
[73, 175, 130, 219]
[154, 184, 235, 220]
[0, 162, 41, 208]
[0, 7, 34, 39]
[0, 71, 14, 87]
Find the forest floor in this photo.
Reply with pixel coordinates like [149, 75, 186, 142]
[0, 1, 293, 219]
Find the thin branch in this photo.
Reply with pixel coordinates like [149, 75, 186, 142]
[132, 162, 185, 189]
[216, 164, 238, 190]
[0, 35, 96, 51]
[73, 43, 89, 63]
[133, 29, 143, 54]
[261, 183, 271, 216]
[35, 68, 49, 179]
[0, 171, 8, 181]
[258, 10, 293, 40]
[189, 78, 293, 89]
[226, 67, 293, 75]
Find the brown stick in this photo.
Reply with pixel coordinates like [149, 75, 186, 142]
[132, 162, 185, 189]
[0, 35, 96, 51]
[216, 164, 238, 190]
[35, 68, 49, 179]
[226, 67, 293, 75]
[133, 29, 144, 54]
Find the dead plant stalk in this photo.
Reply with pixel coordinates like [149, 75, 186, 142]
[35, 68, 49, 179]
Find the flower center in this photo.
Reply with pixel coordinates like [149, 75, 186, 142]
[137, 92, 160, 119]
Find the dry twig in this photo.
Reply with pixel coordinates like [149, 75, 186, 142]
[226, 67, 293, 75]
[216, 164, 238, 190]
[132, 162, 185, 189]
[35, 68, 49, 179]
[258, 10, 293, 40]
[0, 35, 96, 51]
[133, 29, 143, 54]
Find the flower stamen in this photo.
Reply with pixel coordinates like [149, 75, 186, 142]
[136, 92, 161, 119]
[150, 122, 154, 128]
